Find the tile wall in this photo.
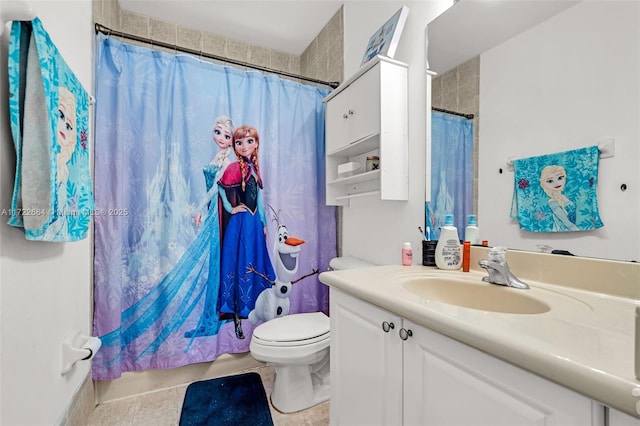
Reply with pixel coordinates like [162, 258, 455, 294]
[300, 9, 344, 85]
[92, 0, 343, 86]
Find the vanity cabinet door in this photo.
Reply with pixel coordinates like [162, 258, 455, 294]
[330, 289, 403, 426]
[403, 319, 604, 426]
[608, 407, 640, 425]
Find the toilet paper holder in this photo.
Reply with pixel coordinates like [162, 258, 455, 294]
[61, 329, 102, 375]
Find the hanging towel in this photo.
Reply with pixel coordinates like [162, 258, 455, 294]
[7, 18, 94, 241]
[510, 145, 604, 233]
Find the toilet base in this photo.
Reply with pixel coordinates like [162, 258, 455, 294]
[269, 354, 330, 413]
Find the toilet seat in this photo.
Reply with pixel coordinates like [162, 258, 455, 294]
[252, 312, 329, 347]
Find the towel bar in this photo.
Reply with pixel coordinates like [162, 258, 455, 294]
[506, 139, 615, 171]
[0, 0, 36, 36]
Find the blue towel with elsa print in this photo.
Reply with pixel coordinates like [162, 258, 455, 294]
[510, 146, 604, 232]
[7, 18, 94, 241]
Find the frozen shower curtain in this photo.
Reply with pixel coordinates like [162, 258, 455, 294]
[427, 112, 474, 239]
[92, 34, 335, 380]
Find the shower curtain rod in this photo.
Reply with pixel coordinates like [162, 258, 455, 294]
[432, 107, 475, 120]
[94, 23, 340, 89]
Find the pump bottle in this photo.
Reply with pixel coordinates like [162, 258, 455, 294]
[465, 214, 480, 245]
[435, 214, 462, 270]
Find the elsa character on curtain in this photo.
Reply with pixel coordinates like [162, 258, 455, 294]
[98, 114, 236, 356]
[44, 86, 76, 239]
[193, 115, 234, 230]
[218, 125, 275, 339]
[540, 165, 579, 232]
[184, 115, 235, 338]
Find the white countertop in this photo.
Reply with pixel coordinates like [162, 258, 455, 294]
[319, 262, 640, 418]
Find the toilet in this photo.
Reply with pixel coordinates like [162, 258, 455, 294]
[250, 256, 374, 413]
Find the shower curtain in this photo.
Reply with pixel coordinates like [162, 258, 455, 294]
[427, 111, 474, 239]
[92, 34, 335, 380]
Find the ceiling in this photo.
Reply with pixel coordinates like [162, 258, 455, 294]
[119, 0, 581, 70]
[427, 0, 580, 74]
[118, 0, 344, 55]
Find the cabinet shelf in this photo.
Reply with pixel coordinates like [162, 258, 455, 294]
[328, 169, 380, 186]
[334, 190, 381, 202]
[327, 133, 379, 158]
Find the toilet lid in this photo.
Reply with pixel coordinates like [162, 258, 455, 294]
[252, 312, 329, 343]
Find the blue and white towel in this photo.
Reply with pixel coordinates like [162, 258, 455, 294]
[510, 146, 604, 233]
[7, 18, 94, 241]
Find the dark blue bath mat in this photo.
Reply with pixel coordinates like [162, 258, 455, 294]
[179, 372, 274, 426]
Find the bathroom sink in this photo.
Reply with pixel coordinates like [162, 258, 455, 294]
[401, 276, 550, 314]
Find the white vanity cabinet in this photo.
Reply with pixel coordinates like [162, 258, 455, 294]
[323, 56, 408, 206]
[330, 289, 605, 425]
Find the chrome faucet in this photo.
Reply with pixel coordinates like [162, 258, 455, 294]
[478, 247, 530, 290]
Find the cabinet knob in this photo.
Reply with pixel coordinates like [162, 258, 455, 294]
[342, 113, 349, 119]
[382, 321, 395, 332]
[348, 109, 354, 115]
[399, 328, 413, 340]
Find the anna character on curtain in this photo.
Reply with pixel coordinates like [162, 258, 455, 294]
[218, 125, 275, 339]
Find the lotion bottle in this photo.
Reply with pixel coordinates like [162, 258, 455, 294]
[402, 242, 413, 266]
[465, 214, 480, 245]
[435, 214, 462, 270]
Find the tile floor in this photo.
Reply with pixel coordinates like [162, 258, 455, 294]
[86, 365, 329, 425]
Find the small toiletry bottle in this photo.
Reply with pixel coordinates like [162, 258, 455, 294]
[465, 214, 480, 245]
[435, 214, 462, 270]
[402, 242, 413, 266]
[462, 241, 471, 272]
[366, 156, 380, 172]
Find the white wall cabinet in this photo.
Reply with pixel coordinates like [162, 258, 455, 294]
[323, 56, 408, 206]
[330, 289, 605, 425]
